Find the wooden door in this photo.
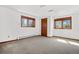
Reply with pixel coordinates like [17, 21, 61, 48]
[41, 18, 47, 36]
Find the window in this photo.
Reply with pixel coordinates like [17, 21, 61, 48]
[21, 16, 35, 27]
[54, 17, 72, 29]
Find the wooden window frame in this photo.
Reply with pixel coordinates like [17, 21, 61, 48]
[21, 16, 35, 27]
[54, 17, 72, 29]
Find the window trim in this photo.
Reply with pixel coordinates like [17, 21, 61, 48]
[21, 15, 35, 27]
[54, 17, 72, 29]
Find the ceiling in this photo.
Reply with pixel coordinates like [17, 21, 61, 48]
[3, 5, 79, 17]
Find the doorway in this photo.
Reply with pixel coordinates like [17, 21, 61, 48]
[41, 18, 47, 36]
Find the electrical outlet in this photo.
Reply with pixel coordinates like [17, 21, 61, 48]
[8, 35, 10, 38]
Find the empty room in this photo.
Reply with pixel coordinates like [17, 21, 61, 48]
[0, 5, 79, 54]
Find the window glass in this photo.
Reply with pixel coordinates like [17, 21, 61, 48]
[55, 21, 62, 29]
[21, 18, 28, 27]
[63, 20, 71, 29]
[28, 20, 33, 27]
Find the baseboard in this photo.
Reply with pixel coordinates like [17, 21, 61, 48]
[0, 35, 78, 44]
[18, 35, 40, 40]
[53, 36, 79, 41]
[0, 39, 17, 44]
[0, 35, 40, 44]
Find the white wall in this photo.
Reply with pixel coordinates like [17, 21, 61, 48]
[47, 16, 53, 37]
[0, 6, 41, 42]
[0, 6, 79, 42]
[52, 12, 79, 40]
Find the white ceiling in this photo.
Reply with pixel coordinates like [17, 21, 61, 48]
[3, 5, 79, 17]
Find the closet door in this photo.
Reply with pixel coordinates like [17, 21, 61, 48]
[41, 18, 47, 37]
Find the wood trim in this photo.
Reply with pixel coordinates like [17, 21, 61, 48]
[70, 17, 72, 29]
[54, 16, 72, 29]
[0, 35, 40, 44]
[0, 40, 17, 44]
[53, 36, 79, 41]
[21, 16, 35, 20]
[54, 16, 72, 20]
[21, 15, 35, 27]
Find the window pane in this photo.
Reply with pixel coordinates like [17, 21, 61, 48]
[21, 18, 28, 27]
[28, 20, 33, 27]
[63, 20, 70, 29]
[55, 21, 62, 28]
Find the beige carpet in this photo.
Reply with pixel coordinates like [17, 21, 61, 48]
[0, 36, 79, 54]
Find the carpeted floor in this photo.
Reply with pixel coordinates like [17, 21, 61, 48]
[0, 36, 79, 54]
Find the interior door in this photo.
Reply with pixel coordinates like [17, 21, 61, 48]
[41, 18, 47, 36]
